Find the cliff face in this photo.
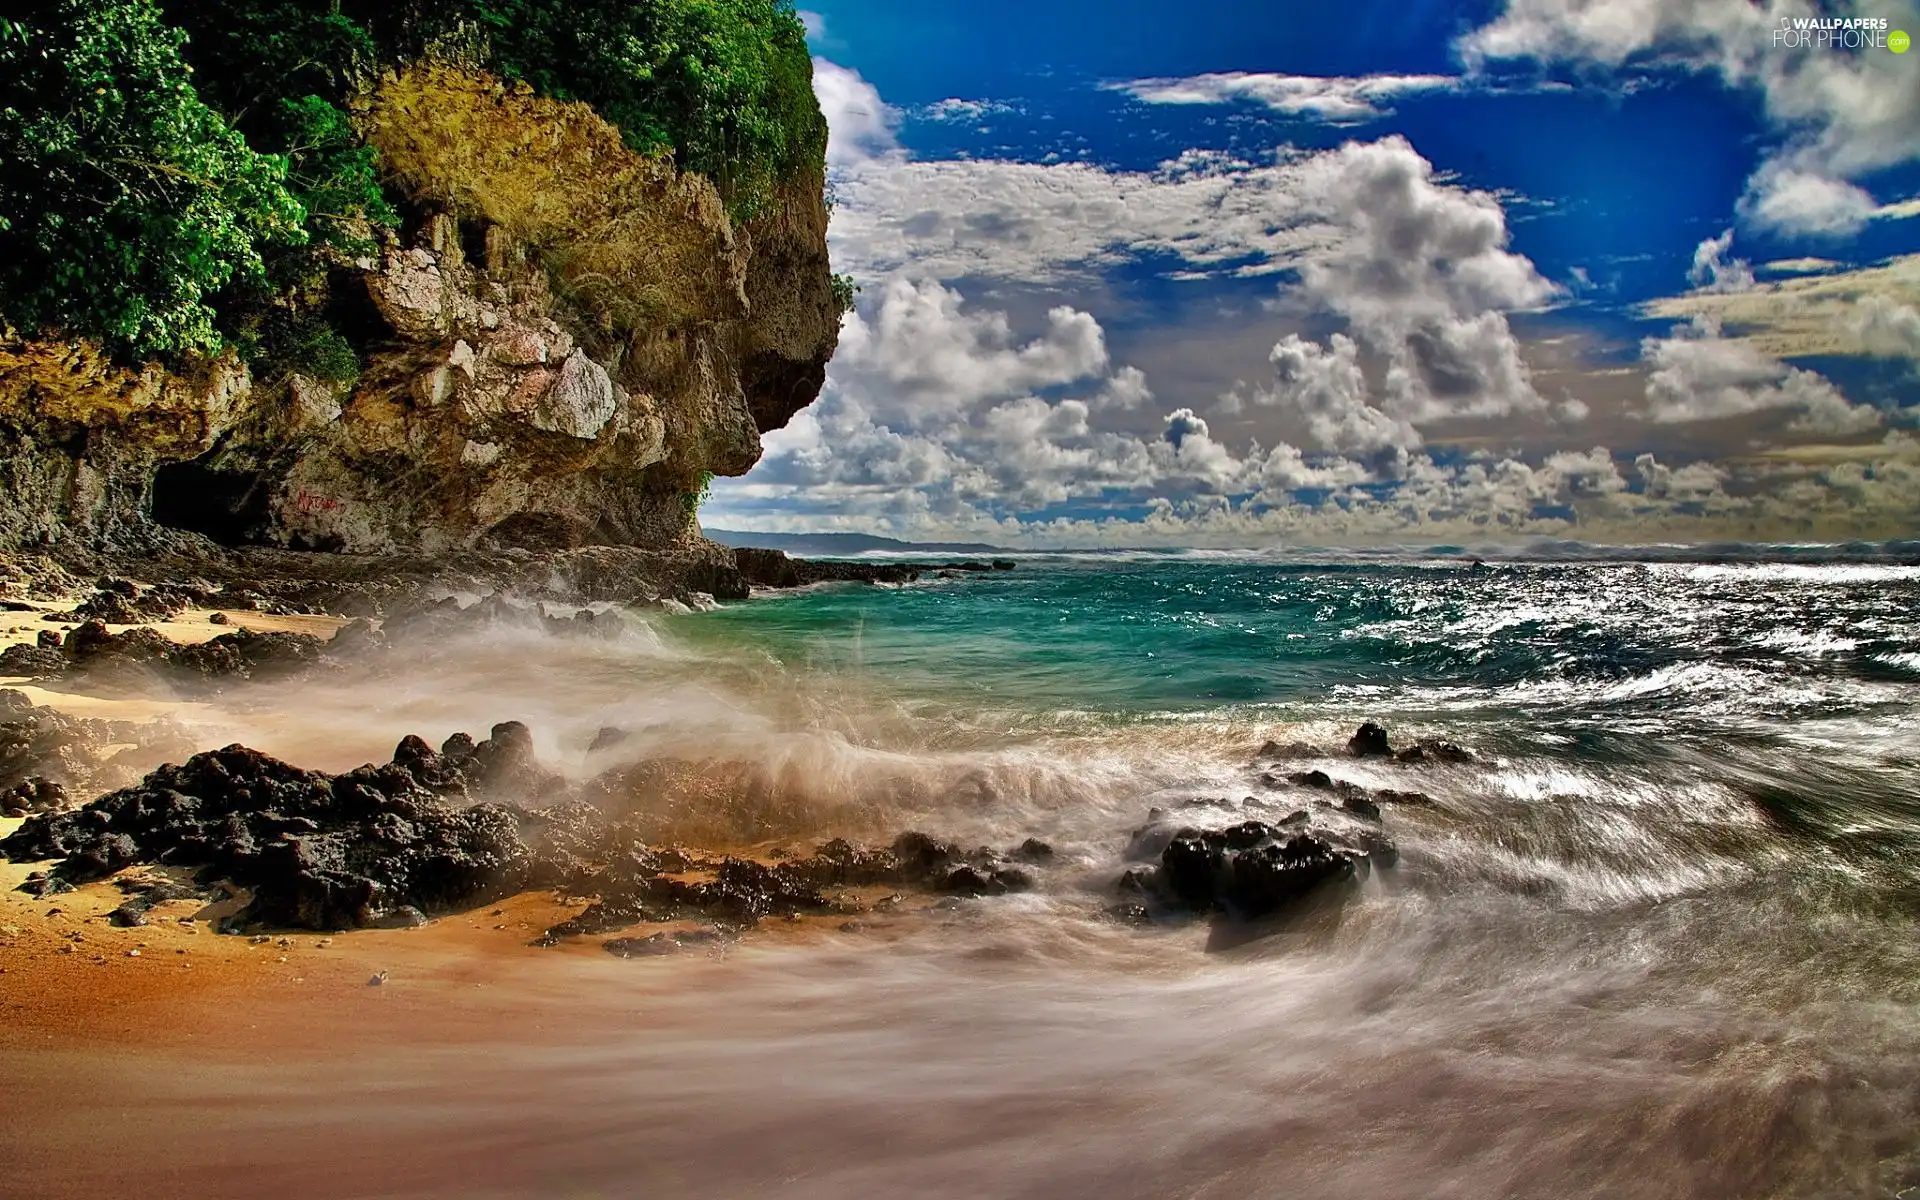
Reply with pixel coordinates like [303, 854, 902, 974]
[0, 64, 839, 556]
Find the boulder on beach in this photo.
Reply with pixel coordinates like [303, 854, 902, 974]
[1158, 820, 1360, 918]
[1, 723, 1063, 936]
[1348, 722, 1393, 758]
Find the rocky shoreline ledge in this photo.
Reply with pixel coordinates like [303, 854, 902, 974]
[2, 543, 1461, 959]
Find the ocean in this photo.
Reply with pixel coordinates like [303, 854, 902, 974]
[53, 548, 1920, 1197]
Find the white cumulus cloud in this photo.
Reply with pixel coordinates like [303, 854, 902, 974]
[1112, 72, 1460, 123]
[1459, 0, 1920, 240]
[1641, 318, 1883, 434]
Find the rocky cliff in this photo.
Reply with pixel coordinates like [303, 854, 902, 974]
[0, 63, 838, 558]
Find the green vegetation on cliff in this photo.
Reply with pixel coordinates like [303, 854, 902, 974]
[0, 0, 827, 361]
[0, 1, 306, 358]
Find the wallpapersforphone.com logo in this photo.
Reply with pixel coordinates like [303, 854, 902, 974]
[1771, 15, 1908, 51]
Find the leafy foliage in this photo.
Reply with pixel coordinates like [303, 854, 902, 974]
[157, 2, 393, 250]
[164, 0, 824, 223]
[1, 0, 830, 362]
[831, 273, 859, 315]
[244, 309, 365, 386]
[0, 0, 305, 357]
[681, 470, 715, 516]
[462, 0, 825, 220]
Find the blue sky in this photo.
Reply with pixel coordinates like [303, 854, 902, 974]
[707, 0, 1920, 547]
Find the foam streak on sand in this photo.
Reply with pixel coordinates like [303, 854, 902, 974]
[1, 553, 1918, 1198]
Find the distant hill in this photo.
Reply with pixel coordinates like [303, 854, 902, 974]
[703, 529, 1008, 556]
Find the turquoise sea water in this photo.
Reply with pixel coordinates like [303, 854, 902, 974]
[77, 549, 1919, 1197]
[686, 550, 1920, 738]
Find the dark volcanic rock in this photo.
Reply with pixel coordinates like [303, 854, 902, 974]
[1396, 739, 1475, 765]
[733, 547, 802, 589]
[586, 726, 631, 754]
[1341, 793, 1382, 822]
[604, 932, 679, 957]
[64, 580, 199, 625]
[0, 642, 66, 676]
[64, 620, 172, 666]
[1348, 722, 1393, 758]
[891, 830, 963, 878]
[52, 619, 331, 687]
[1284, 769, 1427, 811]
[0, 741, 534, 930]
[0, 689, 124, 792]
[1222, 834, 1356, 916]
[943, 864, 997, 896]
[1, 775, 68, 817]
[992, 866, 1036, 892]
[729, 547, 1023, 591]
[2, 701, 1049, 937]
[1152, 820, 1359, 919]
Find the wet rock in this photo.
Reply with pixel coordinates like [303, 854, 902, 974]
[991, 866, 1036, 893]
[943, 865, 1000, 896]
[1117, 866, 1158, 894]
[0, 643, 66, 676]
[1012, 837, 1054, 862]
[1348, 722, 1393, 758]
[373, 906, 429, 929]
[64, 621, 172, 667]
[1255, 739, 1316, 760]
[729, 551, 952, 590]
[587, 726, 631, 754]
[892, 831, 962, 879]
[604, 933, 678, 957]
[17, 871, 69, 897]
[1153, 822, 1360, 918]
[783, 837, 901, 888]
[0, 741, 534, 930]
[327, 617, 384, 657]
[1223, 835, 1357, 917]
[1352, 829, 1399, 867]
[0, 694, 108, 793]
[1395, 739, 1474, 765]
[1285, 771, 1419, 814]
[704, 857, 828, 922]
[1159, 833, 1220, 909]
[65, 582, 194, 625]
[732, 547, 802, 589]
[1, 776, 68, 817]
[54, 619, 329, 687]
[432, 720, 560, 802]
[1374, 788, 1433, 806]
[1105, 901, 1153, 925]
[1123, 809, 1182, 861]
